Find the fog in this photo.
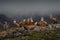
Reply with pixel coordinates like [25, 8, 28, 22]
[0, 0, 60, 18]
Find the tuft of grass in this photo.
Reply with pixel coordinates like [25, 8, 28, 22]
[3, 29, 60, 40]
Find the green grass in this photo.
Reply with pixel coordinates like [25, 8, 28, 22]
[4, 30, 60, 40]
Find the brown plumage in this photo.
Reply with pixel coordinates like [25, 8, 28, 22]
[25, 25, 36, 30]
[13, 20, 19, 27]
[19, 19, 26, 27]
[24, 17, 36, 30]
[50, 16, 57, 24]
[38, 17, 48, 27]
[38, 21, 48, 27]
[26, 18, 34, 25]
[19, 17, 36, 30]
[3, 22, 9, 30]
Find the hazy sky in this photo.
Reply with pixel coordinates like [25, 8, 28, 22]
[0, 0, 60, 17]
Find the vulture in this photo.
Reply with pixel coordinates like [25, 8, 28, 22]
[13, 20, 19, 28]
[50, 15, 57, 24]
[38, 17, 48, 27]
[19, 17, 36, 30]
[19, 19, 26, 27]
[3, 22, 9, 30]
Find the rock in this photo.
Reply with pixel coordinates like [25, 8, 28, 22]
[34, 26, 40, 31]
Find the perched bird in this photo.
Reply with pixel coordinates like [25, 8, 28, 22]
[3, 22, 9, 30]
[24, 17, 36, 30]
[26, 17, 34, 25]
[38, 17, 48, 27]
[50, 15, 57, 24]
[13, 19, 19, 27]
[19, 19, 26, 27]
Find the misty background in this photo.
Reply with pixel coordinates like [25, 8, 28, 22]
[0, 0, 60, 25]
[0, 0, 60, 30]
